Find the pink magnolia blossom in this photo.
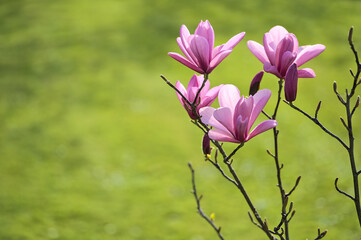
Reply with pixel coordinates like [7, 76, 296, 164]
[247, 26, 325, 101]
[175, 74, 223, 119]
[200, 85, 277, 143]
[169, 20, 245, 74]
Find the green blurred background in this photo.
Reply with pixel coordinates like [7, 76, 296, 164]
[0, 0, 360, 239]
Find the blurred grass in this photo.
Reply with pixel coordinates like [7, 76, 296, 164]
[0, 0, 360, 239]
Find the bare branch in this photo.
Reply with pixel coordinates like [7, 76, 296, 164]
[315, 101, 322, 118]
[267, 149, 275, 158]
[188, 162, 225, 240]
[339, 117, 348, 130]
[351, 95, 360, 116]
[248, 212, 263, 230]
[334, 178, 355, 200]
[314, 228, 327, 240]
[284, 100, 349, 149]
[161, 75, 192, 107]
[286, 176, 302, 197]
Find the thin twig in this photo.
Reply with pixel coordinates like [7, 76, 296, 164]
[314, 228, 328, 240]
[284, 101, 349, 149]
[188, 162, 225, 240]
[271, 79, 290, 240]
[286, 176, 302, 197]
[160, 75, 192, 107]
[334, 178, 355, 201]
[344, 27, 361, 225]
[224, 143, 244, 162]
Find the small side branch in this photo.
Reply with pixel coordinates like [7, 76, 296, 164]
[160, 75, 192, 107]
[188, 162, 225, 240]
[334, 178, 355, 201]
[314, 228, 327, 240]
[284, 100, 349, 149]
[286, 176, 302, 197]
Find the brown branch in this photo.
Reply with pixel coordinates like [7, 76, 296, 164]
[188, 162, 225, 240]
[314, 228, 327, 240]
[335, 178, 355, 201]
[284, 100, 349, 149]
[286, 176, 302, 197]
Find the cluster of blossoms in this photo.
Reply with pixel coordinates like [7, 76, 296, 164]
[169, 20, 325, 144]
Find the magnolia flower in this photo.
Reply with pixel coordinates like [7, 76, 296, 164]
[200, 85, 277, 143]
[175, 74, 223, 119]
[169, 20, 245, 74]
[247, 25, 325, 101]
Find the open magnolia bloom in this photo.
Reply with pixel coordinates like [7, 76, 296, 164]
[169, 20, 245, 74]
[200, 85, 277, 143]
[247, 25, 325, 101]
[175, 74, 223, 119]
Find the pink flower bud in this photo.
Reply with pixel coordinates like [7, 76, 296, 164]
[202, 134, 211, 155]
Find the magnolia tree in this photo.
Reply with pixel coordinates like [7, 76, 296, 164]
[161, 20, 361, 240]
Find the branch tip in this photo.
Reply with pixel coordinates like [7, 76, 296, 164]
[350, 69, 355, 77]
[315, 101, 322, 118]
[349, 26, 354, 43]
[335, 178, 355, 200]
[266, 149, 275, 157]
[287, 176, 302, 197]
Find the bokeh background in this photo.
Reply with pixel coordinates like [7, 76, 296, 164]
[0, 0, 360, 239]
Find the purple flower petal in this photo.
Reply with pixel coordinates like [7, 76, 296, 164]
[279, 51, 297, 77]
[218, 84, 241, 110]
[212, 45, 224, 58]
[187, 75, 209, 102]
[248, 89, 272, 129]
[195, 20, 214, 56]
[298, 68, 316, 78]
[295, 44, 326, 67]
[235, 115, 249, 142]
[237, 97, 254, 134]
[268, 25, 289, 46]
[179, 25, 190, 44]
[247, 120, 277, 141]
[200, 107, 231, 134]
[168, 52, 203, 73]
[176, 37, 196, 64]
[213, 107, 234, 134]
[274, 34, 298, 74]
[175, 81, 187, 104]
[208, 128, 239, 143]
[247, 41, 268, 64]
[263, 33, 276, 65]
[208, 50, 232, 73]
[284, 63, 298, 102]
[201, 84, 223, 107]
[222, 32, 245, 51]
[190, 35, 210, 72]
[263, 62, 281, 78]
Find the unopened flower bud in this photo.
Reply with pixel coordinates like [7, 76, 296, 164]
[249, 71, 264, 96]
[202, 134, 211, 156]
